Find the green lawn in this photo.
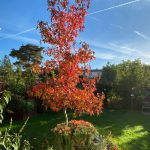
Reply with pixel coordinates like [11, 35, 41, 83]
[1, 110, 150, 150]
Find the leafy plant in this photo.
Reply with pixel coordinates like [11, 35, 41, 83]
[47, 147, 54, 150]
[0, 118, 30, 150]
[0, 90, 31, 150]
[51, 120, 116, 150]
[0, 91, 11, 123]
[0, 56, 37, 120]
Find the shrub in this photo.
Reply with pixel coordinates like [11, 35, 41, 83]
[18, 99, 35, 113]
[0, 90, 31, 150]
[107, 92, 124, 109]
[5, 97, 35, 120]
[0, 91, 11, 123]
[0, 118, 30, 150]
[51, 120, 116, 150]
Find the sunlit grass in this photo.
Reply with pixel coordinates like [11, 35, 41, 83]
[115, 125, 149, 149]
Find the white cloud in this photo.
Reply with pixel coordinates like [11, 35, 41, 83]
[79, 37, 150, 64]
[142, 60, 150, 64]
[0, 32, 39, 44]
[0, 27, 2, 31]
[104, 43, 150, 60]
[0, 32, 50, 47]
[108, 43, 136, 55]
[107, 43, 150, 61]
[95, 50, 116, 60]
[79, 37, 136, 55]
[13, 35, 39, 44]
[134, 30, 150, 41]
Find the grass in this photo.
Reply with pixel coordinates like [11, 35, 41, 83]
[1, 110, 150, 150]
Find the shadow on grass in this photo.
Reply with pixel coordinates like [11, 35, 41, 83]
[22, 111, 66, 149]
[79, 110, 150, 150]
[1, 111, 66, 150]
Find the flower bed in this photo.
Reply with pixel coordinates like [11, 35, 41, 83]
[51, 120, 116, 150]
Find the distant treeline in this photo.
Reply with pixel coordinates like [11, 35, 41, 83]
[97, 59, 150, 110]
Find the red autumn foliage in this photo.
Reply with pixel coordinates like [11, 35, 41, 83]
[52, 120, 95, 135]
[69, 120, 94, 127]
[29, 0, 104, 116]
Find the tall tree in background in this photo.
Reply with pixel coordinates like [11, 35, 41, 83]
[9, 44, 43, 69]
[117, 60, 144, 93]
[98, 62, 117, 91]
[0, 55, 13, 83]
[30, 0, 104, 125]
[143, 64, 150, 95]
[9, 44, 43, 91]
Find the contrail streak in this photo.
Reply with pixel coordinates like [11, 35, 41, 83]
[0, 27, 36, 40]
[87, 0, 142, 16]
[0, 0, 142, 41]
[134, 30, 150, 41]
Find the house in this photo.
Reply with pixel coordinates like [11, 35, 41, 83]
[83, 69, 102, 82]
[88, 69, 102, 79]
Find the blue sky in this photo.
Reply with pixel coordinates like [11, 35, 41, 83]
[0, 0, 150, 69]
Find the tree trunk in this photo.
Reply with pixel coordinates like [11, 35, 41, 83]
[63, 108, 68, 126]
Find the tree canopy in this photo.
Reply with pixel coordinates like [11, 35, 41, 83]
[98, 59, 149, 110]
[29, 0, 104, 125]
[9, 44, 43, 69]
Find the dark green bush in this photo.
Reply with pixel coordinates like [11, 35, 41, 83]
[5, 96, 35, 120]
[18, 99, 35, 113]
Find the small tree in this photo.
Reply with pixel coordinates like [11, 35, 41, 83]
[0, 55, 14, 83]
[30, 0, 104, 125]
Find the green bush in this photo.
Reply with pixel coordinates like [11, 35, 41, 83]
[5, 96, 35, 120]
[0, 91, 11, 123]
[0, 56, 38, 119]
[18, 99, 35, 113]
[51, 120, 116, 150]
[107, 92, 124, 109]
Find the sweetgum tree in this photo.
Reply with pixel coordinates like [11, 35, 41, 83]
[30, 0, 104, 125]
